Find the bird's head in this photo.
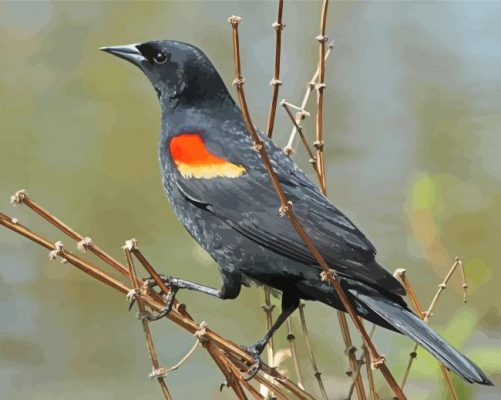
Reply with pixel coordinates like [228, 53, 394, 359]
[100, 40, 230, 110]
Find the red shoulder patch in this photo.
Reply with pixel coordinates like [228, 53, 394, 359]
[169, 133, 246, 179]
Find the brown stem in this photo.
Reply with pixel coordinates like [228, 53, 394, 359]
[124, 246, 172, 400]
[207, 344, 249, 400]
[227, 15, 406, 400]
[286, 317, 305, 389]
[225, 359, 263, 400]
[314, 0, 329, 194]
[10, 190, 133, 280]
[338, 312, 367, 400]
[131, 247, 171, 297]
[284, 43, 333, 152]
[394, 266, 460, 399]
[1, 210, 314, 398]
[262, 286, 276, 398]
[281, 101, 321, 181]
[298, 303, 328, 399]
[266, 0, 285, 139]
[263, 286, 276, 366]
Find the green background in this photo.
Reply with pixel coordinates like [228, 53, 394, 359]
[0, 1, 500, 399]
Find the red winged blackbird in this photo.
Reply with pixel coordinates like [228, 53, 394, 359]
[101, 40, 492, 385]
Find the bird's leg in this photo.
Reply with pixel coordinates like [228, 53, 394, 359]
[241, 292, 300, 380]
[137, 271, 242, 322]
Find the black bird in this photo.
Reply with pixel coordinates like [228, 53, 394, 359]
[101, 40, 492, 385]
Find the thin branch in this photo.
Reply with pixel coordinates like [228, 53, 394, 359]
[225, 359, 263, 400]
[263, 287, 276, 367]
[395, 263, 464, 399]
[338, 311, 367, 400]
[227, 15, 406, 400]
[281, 100, 319, 177]
[10, 190, 129, 279]
[393, 269, 425, 318]
[284, 43, 333, 153]
[266, 0, 285, 139]
[363, 344, 378, 400]
[262, 286, 276, 398]
[314, 0, 329, 194]
[298, 303, 328, 400]
[1, 204, 314, 400]
[286, 317, 305, 390]
[124, 243, 172, 400]
[346, 354, 365, 400]
[207, 344, 249, 400]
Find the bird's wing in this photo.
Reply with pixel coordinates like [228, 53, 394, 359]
[169, 130, 404, 295]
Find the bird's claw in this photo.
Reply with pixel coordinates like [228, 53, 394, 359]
[127, 276, 179, 321]
[240, 343, 265, 381]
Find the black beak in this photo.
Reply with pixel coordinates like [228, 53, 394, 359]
[100, 44, 145, 66]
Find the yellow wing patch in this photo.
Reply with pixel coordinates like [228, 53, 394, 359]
[175, 162, 246, 179]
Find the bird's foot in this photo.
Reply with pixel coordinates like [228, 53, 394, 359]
[127, 275, 179, 321]
[239, 340, 266, 380]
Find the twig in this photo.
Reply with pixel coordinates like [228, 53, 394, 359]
[346, 354, 365, 400]
[225, 359, 263, 399]
[298, 303, 328, 399]
[207, 344, 249, 400]
[281, 100, 319, 177]
[286, 317, 305, 390]
[263, 287, 276, 367]
[395, 263, 464, 399]
[284, 44, 333, 153]
[293, 5, 366, 394]
[459, 259, 468, 304]
[1, 205, 314, 399]
[227, 15, 406, 400]
[338, 312, 367, 400]
[123, 243, 172, 400]
[363, 344, 378, 400]
[262, 286, 276, 398]
[393, 269, 425, 318]
[10, 190, 130, 279]
[314, 0, 329, 194]
[266, 0, 285, 139]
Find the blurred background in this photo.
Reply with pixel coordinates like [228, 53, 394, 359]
[0, 1, 500, 399]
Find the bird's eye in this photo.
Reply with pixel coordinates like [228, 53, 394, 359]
[153, 52, 167, 64]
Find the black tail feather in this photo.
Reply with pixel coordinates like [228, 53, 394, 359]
[354, 291, 493, 386]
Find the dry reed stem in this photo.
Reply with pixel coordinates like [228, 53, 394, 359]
[265, 0, 285, 139]
[225, 359, 263, 400]
[10, 190, 130, 279]
[262, 287, 276, 366]
[286, 318, 305, 389]
[283, 45, 366, 400]
[300, 4, 366, 393]
[298, 303, 328, 400]
[363, 344, 379, 400]
[394, 264, 465, 399]
[393, 269, 425, 318]
[314, 0, 329, 194]
[262, 286, 276, 398]
[284, 43, 333, 153]
[338, 311, 367, 400]
[228, 355, 291, 400]
[207, 344, 249, 400]
[227, 15, 406, 400]
[124, 244, 172, 400]
[281, 101, 320, 178]
[346, 354, 365, 400]
[1, 205, 314, 400]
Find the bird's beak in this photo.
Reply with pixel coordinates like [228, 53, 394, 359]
[100, 44, 145, 67]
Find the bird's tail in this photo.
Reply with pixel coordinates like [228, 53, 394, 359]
[353, 290, 493, 385]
